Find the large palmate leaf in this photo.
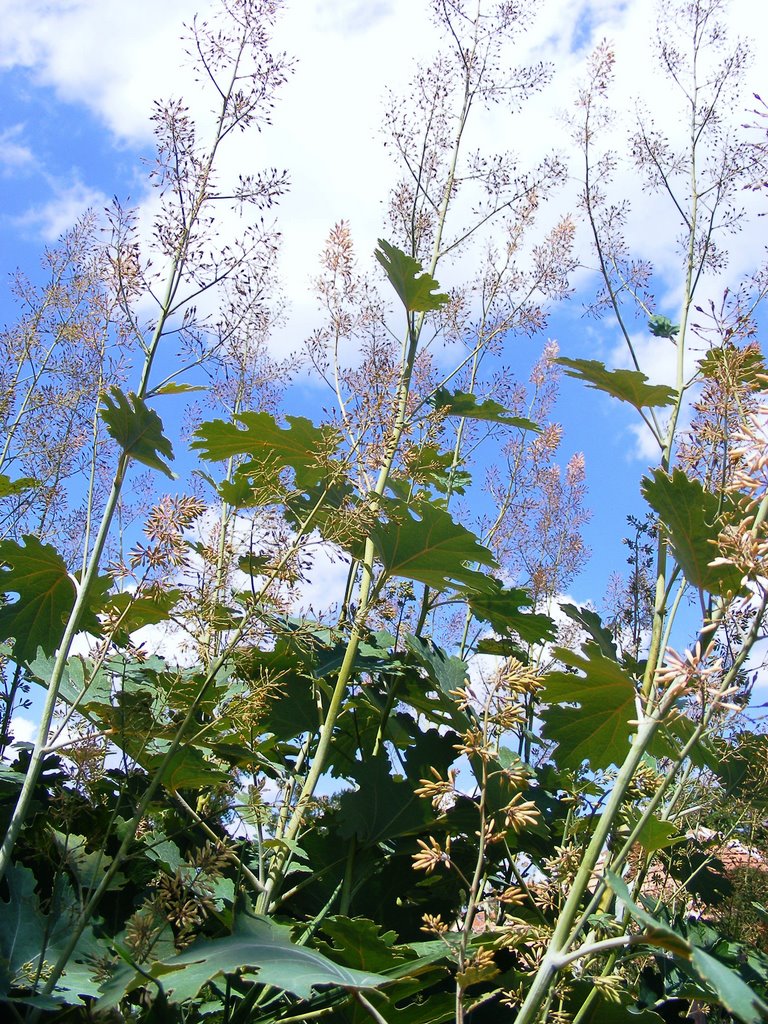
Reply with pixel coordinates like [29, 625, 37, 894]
[607, 872, 768, 1024]
[49, 830, 126, 892]
[337, 755, 429, 845]
[149, 381, 208, 397]
[402, 441, 472, 495]
[540, 644, 636, 769]
[648, 713, 720, 772]
[568, 982, 665, 1023]
[0, 864, 52, 994]
[28, 651, 112, 710]
[0, 536, 76, 661]
[145, 747, 231, 792]
[371, 498, 497, 593]
[98, 913, 387, 1008]
[315, 919, 452, 1020]
[556, 357, 676, 410]
[316, 917, 403, 974]
[466, 580, 556, 645]
[713, 732, 768, 807]
[375, 240, 449, 312]
[192, 411, 340, 495]
[100, 387, 175, 477]
[103, 587, 182, 641]
[604, 872, 694, 957]
[0, 864, 102, 1005]
[559, 602, 618, 659]
[641, 469, 745, 594]
[406, 635, 469, 695]
[627, 813, 683, 852]
[431, 388, 539, 431]
[648, 314, 680, 339]
[690, 949, 768, 1024]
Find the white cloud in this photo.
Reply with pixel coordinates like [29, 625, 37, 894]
[0, 0, 197, 145]
[14, 178, 109, 241]
[7, 713, 36, 745]
[2, 0, 765, 332]
[0, 124, 34, 171]
[1, 0, 766, 476]
[292, 540, 351, 617]
[625, 419, 664, 463]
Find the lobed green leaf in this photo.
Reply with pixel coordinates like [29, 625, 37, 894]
[375, 240, 449, 312]
[0, 536, 76, 662]
[541, 644, 636, 769]
[100, 386, 175, 478]
[98, 913, 387, 1007]
[431, 387, 540, 431]
[370, 497, 497, 593]
[641, 469, 745, 595]
[556, 357, 676, 410]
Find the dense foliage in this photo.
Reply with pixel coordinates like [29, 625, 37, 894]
[1, 1, 768, 1022]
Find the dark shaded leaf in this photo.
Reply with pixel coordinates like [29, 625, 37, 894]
[714, 732, 768, 807]
[648, 714, 719, 772]
[691, 949, 768, 1024]
[375, 240, 449, 312]
[609, 872, 768, 1023]
[404, 727, 462, 780]
[431, 388, 539, 431]
[377, 992, 455, 1023]
[568, 981, 665, 1022]
[559, 602, 617, 660]
[49, 830, 124, 891]
[100, 387, 175, 478]
[606, 871, 691, 957]
[474, 636, 528, 659]
[146, 747, 231, 792]
[338, 755, 428, 844]
[667, 847, 733, 904]
[0, 864, 101, 1005]
[467, 581, 556, 645]
[406, 635, 469, 695]
[0, 536, 75, 661]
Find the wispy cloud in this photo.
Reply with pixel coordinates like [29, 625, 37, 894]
[14, 178, 108, 241]
[0, 124, 34, 172]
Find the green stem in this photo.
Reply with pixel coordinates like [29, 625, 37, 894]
[570, 951, 620, 1024]
[259, 26, 477, 911]
[0, 28, 254, 887]
[353, 991, 391, 1024]
[513, 705, 671, 1024]
[0, 452, 129, 883]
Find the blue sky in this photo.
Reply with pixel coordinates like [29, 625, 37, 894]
[1, 0, 768, 648]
